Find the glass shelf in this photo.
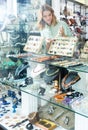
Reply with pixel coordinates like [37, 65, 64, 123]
[0, 76, 88, 119]
[20, 83, 88, 118]
[16, 53, 88, 73]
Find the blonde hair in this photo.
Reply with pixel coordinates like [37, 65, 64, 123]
[37, 4, 57, 30]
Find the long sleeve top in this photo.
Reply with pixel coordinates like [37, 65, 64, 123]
[40, 20, 73, 40]
[40, 20, 73, 53]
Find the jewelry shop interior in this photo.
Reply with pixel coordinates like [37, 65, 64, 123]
[0, 0, 88, 130]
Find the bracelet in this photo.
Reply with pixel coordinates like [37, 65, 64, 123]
[26, 123, 33, 130]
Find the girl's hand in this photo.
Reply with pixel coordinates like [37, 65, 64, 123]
[46, 39, 52, 50]
[46, 39, 57, 50]
[59, 26, 66, 37]
[46, 39, 57, 43]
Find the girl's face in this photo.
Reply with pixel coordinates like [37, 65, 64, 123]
[42, 10, 53, 25]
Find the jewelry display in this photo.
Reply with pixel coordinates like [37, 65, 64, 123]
[62, 91, 83, 105]
[0, 1, 88, 130]
[38, 103, 74, 130]
[53, 80, 61, 92]
[0, 87, 28, 129]
[31, 56, 52, 62]
[64, 116, 69, 125]
[12, 118, 28, 128]
[24, 36, 43, 53]
[31, 64, 46, 78]
[54, 93, 67, 102]
[35, 119, 57, 130]
[38, 87, 46, 96]
[61, 71, 80, 90]
[53, 110, 64, 121]
[0, 31, 9, 45]
[80, 41, 88, 59]
[25, 77, 33, 85]
[50, 59, 82, 67]
[68, 64, 88, 73]
[57, 111, 74, 129]
[6, 52, 33, 61]
[43, 66, 60, 84]
[9, 32, 20, 45]
[46, 68, 59, 77]
[47, 106, 56, 115]
[26, 122, 34, 130]
[28, 112, 39, 124]
[48, 37, 78, 57]
[30, 55, 59, 62]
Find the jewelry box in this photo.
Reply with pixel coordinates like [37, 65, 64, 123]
[24, 35, 43, 53]
[80, 41, 88, 59]
[48, 37, 78, 57]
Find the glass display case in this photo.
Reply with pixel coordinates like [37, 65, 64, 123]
[0, 0, 88, 130]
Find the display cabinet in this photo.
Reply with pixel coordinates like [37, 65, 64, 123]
[20, 36, 88, 130]
[0, 35, 88, 130]
[0, 0, 88, 130]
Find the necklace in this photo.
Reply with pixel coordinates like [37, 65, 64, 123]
[0, 31, 9, 44]
[33, 66, 45, 73]
[46, 68, 59, 76]
[10, 34, 19, 40]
